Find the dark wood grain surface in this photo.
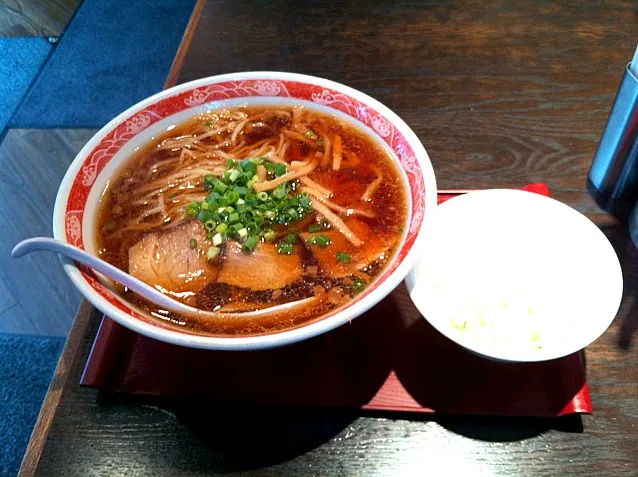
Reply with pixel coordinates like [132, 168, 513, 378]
[23, 1, 638, 475]
[0, 0, 80, 37]
[0, 129, 95, 336]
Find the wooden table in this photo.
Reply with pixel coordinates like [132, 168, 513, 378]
[20, 1, 638, 475]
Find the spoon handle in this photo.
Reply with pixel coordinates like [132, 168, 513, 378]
[11, 237, 190, 313]
[13, 237, 323, 322]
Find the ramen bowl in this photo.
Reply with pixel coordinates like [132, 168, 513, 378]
[53, 71, 437, 350]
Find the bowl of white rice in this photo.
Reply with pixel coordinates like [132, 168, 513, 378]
[406, 189, 623, 362]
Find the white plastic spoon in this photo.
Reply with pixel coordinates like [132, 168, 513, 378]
[11, 237, 318, 320]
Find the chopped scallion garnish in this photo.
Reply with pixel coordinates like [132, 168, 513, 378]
[189, 239, 197, 249]
[309, 234, 331, 248]
[351, 276, 366, 294]
[189, 158, 313, 251]
[274, 163, 287, 177]
[213, 179, 228, 194]
[229, 169, 241, 182]
[273, 184, 287, 199]
[283, 233, 297, 244]
[207, 246, 220, 260]
[277, 242, 294, 255]
[336, 251, 352, 264]
[308, 224, 323, 233]
[243, 235, 259, 251]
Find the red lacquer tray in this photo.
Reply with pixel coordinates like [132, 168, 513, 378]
[81, 185, 592, 417]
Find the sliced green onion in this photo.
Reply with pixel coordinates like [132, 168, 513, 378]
[351, 276, 366, 294]
[203, 174, 217, 189]
[277, 242, 294, 255]
[194, 159, 315, 252]
[307, 234, 330, 247]
[274, 163, 287, 177]
[205, 121, 213, 127]
[336, 251, 352, 264]
[308, 224, 323, 233]
[207, 246, 220, 260]
[287, 208, 300, 220]
[229, 169, 241, 182]
[283, 233, 297, 244]
[213, 179, 228, 194]
[205, 192, 219, 204]
[186, 201, 201, 216]
[298, 195, 311, 209]
[246, 221, 260, 235]
[273, 184, 287, 199]
[241, 158, 256, 170]
[189, 238, 198, 249]
[225, 191, 240, 204]
[204, 220, 216, 231]
[243, 235, 259, 251]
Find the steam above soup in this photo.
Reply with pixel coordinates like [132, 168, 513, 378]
[96, 105, 408, 336]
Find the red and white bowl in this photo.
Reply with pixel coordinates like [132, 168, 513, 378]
[53, 72, 437, 350]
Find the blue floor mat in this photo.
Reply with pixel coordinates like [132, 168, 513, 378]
[0, 333, 64, 476]
[10, 0, 196, 129]
[0, 38, 52, 134]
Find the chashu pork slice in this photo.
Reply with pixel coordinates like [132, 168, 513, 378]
[217, 240, 304, 291]
[128, 220, 219, 299]
[301, 218, 395, 279]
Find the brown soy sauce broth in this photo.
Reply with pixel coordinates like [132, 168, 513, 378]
[96, 105, 408, 336]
